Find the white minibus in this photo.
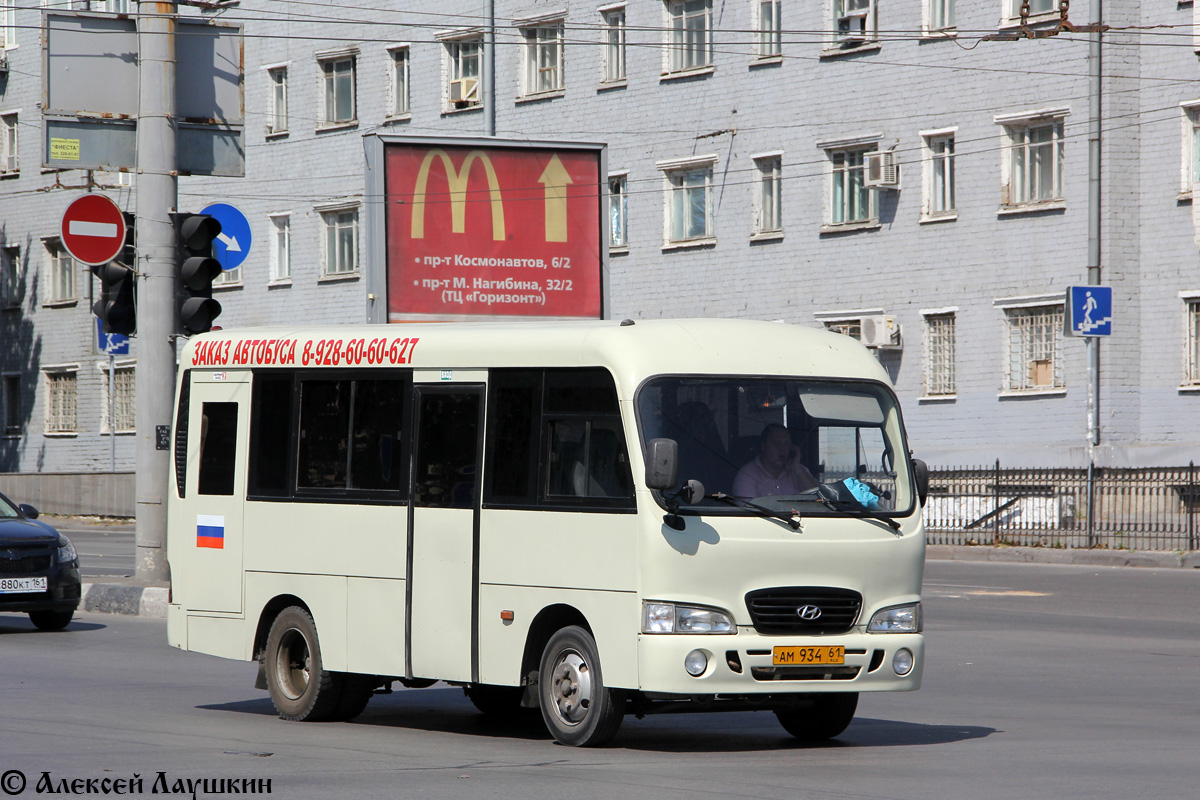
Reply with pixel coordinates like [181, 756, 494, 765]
[167, 318, 929, 746]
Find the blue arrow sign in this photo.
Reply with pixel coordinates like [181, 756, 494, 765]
[96, 318, 130, 355]
[1066, 285, 1113, 337]
[200, 202, 252, 271]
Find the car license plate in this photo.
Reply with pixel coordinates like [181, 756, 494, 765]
[0, 576, 48, 594]
[773, 645, 845, 666]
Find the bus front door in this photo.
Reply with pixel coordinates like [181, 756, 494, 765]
[407, 384, 484, 683]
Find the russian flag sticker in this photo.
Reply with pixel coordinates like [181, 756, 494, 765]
[196, 515, 226, 549]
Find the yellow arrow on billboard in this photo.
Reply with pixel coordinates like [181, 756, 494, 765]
[539, 155, 572, 243]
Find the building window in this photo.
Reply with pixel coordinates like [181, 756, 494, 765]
[44, 368, 78, 434]
[927, 0, 955, 31]
[609, 173, 628, 248]
[445, 37, 482, 108]
[1, 245, 17, 308]
[754, 155, 782, 235]
[1000, 113, 1065, 208]
[269, 213, 291, 282]
[923, 131, 956, 219]
[756, 0, 782, 58]
[44, 240, 76, 304]
[266, 66, 288, 135]
[1005, 0, 1055, 23]
[823, 319, 862, 340]
[828, 146, 875, 226]
[389, 47, 410, 116]
[1, 3, 15, 48]
[602, 8, 626, 83]
[3, 374, 19, 437]
[1181, 103, 1200, 195]
[1186, 298, 1200, 386]
[923, 313, 957, 396]
[1, 112, 18, 176]
[92, 0, 133, 11]
[318, 55, 357, 127]
[213, 264, 239, 286]
[100, 363, 135, 434]
[521, 24, 564, 96]
[659, 157, 716, 245]
[320, 206, 359, 276]
[1003, 305, 1064, 392]
[666, 0, 712, 73]
[833, 0, 876, 48]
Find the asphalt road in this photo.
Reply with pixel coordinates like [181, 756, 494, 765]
[2, 560, 1198, 800]
[43, 518, 136, 580]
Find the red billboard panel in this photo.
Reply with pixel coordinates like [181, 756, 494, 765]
[385, 141, 603, 320]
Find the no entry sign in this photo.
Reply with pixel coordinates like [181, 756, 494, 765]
[60, 193, 127, 266]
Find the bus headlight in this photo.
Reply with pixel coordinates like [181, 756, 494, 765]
[867, 602, 922, 633]
[642, 602, 735, 634]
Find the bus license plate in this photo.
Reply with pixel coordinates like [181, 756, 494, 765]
[772, 645, 845, 666]
[0, 576, 48, 594]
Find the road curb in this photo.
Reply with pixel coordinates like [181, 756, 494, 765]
[926, 544, 1199, 569]
[80, 583, 169, 618]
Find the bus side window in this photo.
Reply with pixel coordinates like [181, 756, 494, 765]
[249, 376, 293, 497]
[484, 370, 540, 506]
[198, 402, 238, 496]
[543, 369, 633, 504]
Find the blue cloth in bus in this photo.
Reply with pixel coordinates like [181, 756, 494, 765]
[842, 478, 881, 510]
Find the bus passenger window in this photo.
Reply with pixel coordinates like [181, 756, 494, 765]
[484, 370, 540, 505]
[198, 402, 238, 496]
[350, 379, 407, 492]
[297, 380, 350, 489]
[547, 419, 632, 500]
[250, 376, 293, 496]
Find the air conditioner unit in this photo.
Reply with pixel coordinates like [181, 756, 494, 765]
[836, 11, 870, 44]
[865, 150, 899, 189]
[860, 315, 901, 348]
[0, 54, 8, 76]
[449, 77, 479, 105]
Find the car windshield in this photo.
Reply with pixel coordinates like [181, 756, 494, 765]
[0, 494, 20, 519]
[637, 376, 913, 516]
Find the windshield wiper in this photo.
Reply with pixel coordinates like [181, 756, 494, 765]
[814, 492, 902, 531]
[709, 493, 803, 530]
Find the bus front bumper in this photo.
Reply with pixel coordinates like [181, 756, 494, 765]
[635, 630, 923, 696]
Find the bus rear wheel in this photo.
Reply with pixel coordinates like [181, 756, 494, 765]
[265, 606, 344, 721]
[538, 626, 624, 746]
[774, 692, 859, 741]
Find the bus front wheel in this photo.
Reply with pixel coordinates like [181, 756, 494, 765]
[538, 626, 624, 746]
[774, 692, 859, 741]
[264, 606, 344, 721]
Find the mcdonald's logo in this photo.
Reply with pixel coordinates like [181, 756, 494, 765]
[410, 149, 506, 241]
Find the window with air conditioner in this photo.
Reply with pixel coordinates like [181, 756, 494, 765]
[832, 0, 876, 48]
[445, 37, 482, 109]
[819, 137, 880, 229]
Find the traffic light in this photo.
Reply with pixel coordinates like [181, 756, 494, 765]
[174, 213, 223, 334]
[92, 214, 137, 335]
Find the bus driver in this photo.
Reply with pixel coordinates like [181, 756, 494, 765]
[733, 424, 820, 498]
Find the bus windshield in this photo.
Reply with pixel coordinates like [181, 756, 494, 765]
[637, 376, 913, 516]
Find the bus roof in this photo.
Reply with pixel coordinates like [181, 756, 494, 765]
[180, 318, 893, 396]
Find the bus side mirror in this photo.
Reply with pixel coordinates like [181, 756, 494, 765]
[645, 438, 679, 491]
[911, 458, 930, 507]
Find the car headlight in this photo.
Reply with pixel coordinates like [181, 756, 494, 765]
[642, 602, 735, 634]
[57, 536, 77, 564]
[867, 602, 922, 633]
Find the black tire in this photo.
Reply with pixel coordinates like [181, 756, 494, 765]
[331, 673, 377, 721]
[264, 606, 345, 721]
[538, 626, 624, 747]
[464, 684, 527, 717]
[775, 693, 859, 741]
[28, 609, 74, 631]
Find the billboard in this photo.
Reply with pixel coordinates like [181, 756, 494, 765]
[383, 139, 604, 320]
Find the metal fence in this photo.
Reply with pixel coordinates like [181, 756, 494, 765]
[925, 462, 1198, 551]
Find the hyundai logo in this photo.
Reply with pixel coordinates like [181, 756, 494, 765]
[797, 605, 823, 620]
